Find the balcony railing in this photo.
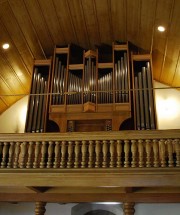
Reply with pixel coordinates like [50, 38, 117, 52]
[0, 130, 179, 169]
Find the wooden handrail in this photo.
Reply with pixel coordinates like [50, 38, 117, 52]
[0, 130, 179, 169]
[0, 129, 180, 142]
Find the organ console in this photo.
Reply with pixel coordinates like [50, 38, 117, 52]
[25, 42, 157, 133]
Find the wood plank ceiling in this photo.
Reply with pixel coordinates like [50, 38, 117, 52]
[0, 0, 180, 114]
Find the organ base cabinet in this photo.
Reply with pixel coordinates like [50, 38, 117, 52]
[25, 42, 156, 133]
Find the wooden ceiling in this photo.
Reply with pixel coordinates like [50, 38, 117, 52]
[0, 0, 180, 114]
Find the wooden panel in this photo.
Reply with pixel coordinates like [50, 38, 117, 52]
[138, 0, 156, 51]
[81, 0, 100, 48]
[0, 23, 31, 91]
[0, 192, 180, 203]
[66, 0, 89, 48]
[126, 0, 141, 46]
[0, 99, 8, 114]
[53, 0, 78, 45]
[161, 41, 180, 85]
[0, 78, 18, 106]
[111, 0, 126, 42]
[172, 53, 180, 87]
[23, 0, 54, 57]
[0, 57, 26, 95]
[159, 0, 180, 85]
[37, 0, 65, 45]
[0, 2, 33, 74]
[152, 0, 173, 81]
[8, 0, 46, 60]
[94, 0, 112, 44]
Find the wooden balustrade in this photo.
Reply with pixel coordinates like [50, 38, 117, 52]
[0, 130, 180, 169]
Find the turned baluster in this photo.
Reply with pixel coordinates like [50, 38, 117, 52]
[47, 141, 54, 168]
[95, 140, 101, 168]
[145, 139, 152, 167]
[60, 141, 67, 168]
[20, 142, 27, 168]
[124, 140, 130, 167]
[53, 141, 60, 168]
[33, 141, 41, 168]
[40, 141, 47, 168]
[174, 139, 180, 167]
[102, 140, 108, 168]
[138, 139, 144, 167]
[7, 142, 14, 168]
[74, 141, 80, 168]
[131, 140, 137, 168]
[26, 141, 34, 168]
[81, 141, 87, 168]
[167, 139, 174, 167]
[1, 142, 9, 168]
[88, 140, 94, 168]
[110, 140, 115, 168]
[0, 142, 2, 158]
[67, 141, 73, 168]
[35, 202, 46, 215]
[123, 202, 135, 215]
[153, 139, 159, 167]
[116, 140, 122, 167]
[13, 142, 20, 168]
[159, 139, 166, 167]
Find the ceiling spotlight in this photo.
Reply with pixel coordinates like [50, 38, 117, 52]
[2, 43, 10, 49]
[158, 26, 165, 32]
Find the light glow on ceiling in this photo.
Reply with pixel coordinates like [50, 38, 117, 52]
[2, 43, 10, 49]
[157, 26, 165, 32]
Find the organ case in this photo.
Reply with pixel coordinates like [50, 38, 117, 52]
[131, 54, 157, 130]
[48, 43, 131, 132]
[25, 42, 157, 132]
[25, 59, 51, 133]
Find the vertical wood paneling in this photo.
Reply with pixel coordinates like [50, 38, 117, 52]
[0, 22, 31, 90]
[66, 0, 89, 48]
[0, 99, 8, 114]
[9, 0, 46, 60]
[37, 0, 66, 45]
[94, 0, 112, 44]
[111, 0, 126, 42]
[126, 0, 141, 46]
[138, 0, 156, 51]
[23, 0, 54, 57]
[0, 79, 18, 106]
[152, 0, 174, 81]
[53, 0, 78, 45]
[0, 56, 26, 94]
[80, 0, 100, 48]
[0, 2, 33, 74]
[172, 54, 180, 87]
[159, 0, 180, 85]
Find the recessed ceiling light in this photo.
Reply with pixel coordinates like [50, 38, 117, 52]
[158, 26, 165, 32]
[2, 43, 10, 49]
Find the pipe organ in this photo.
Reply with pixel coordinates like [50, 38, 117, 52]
[25, 43, 157, 133]
[25, 60, 51, 133]
[132, 54, 156, 130]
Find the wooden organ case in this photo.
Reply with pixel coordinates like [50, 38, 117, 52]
[25, 42, 157, 133]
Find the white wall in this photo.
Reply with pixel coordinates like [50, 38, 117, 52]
[154, 81, 180, 129]
[135, 203, 180, 215]
[0, 96, 28, 133]
[0, 202, 180, 215]
[0, 203, 76, 215]
[0, 81, 180, 133]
